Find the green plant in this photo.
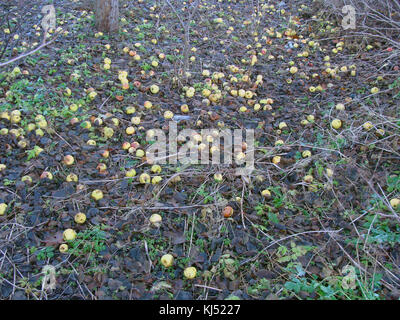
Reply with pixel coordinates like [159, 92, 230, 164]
[36, 246, 55, 261]
[68, 226, 107, 257]
[387, 172, 400, 193]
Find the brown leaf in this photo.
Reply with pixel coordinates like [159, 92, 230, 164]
[42, 232, 63, 247]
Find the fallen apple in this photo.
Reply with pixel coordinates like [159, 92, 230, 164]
[103, 127, 114, 139]
[139, 173, 150, 184]
[87, 139, 97, 146]
[390, 198, 399, 209]
[136, 149, 145, 158]
[335, 103, 345, 111]
[149, 213, 162, 227]
[181, 104, 189, 113]
[164, 111, 174, 119]
[161, 254, 174, 268]
[186, 87, 195, 98]
[302, 150, 312, 158]
[331, 119, 342, 129]
[21, 175, 33, 184]
[63, 229, 77, 241]
[74, 212, 86, 224]
[151, 165, 162, 174]
[63, 155, 75, 166]
[97, 163, 107, 173]
[0, 203, 7, 216]
[363, 121, 373, 131]
[125, 106, 136, 115]
[66, 173, 78, 182]
[150, 84, 159, 94]
[184, 267, 197, 279]
[122, 142, 131, 150]
[70, 104, 78, 112]
[40, 171, 53, 180]
[272, 156, 281, 164]
[152, 176, 162, 184]
[81, 120, 92, 129]
[91, 189, 104, 201]
[144, 101, 153, 109]
[59, 243, 68, 253]
[375, 128, 385, 137]
[223, 206, 234, 218]
[125, 169, 137, 177]
[278, 122, 287, 130]
[326, 168, 334, 177]
[303, 175, 314, 183]
[261, 189, 271, 198]
[126, 126, 135, 135]
[131, 117, 141, 125]
[370, 87, 379, 94]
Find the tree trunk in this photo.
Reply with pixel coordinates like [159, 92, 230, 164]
[95, 0, 119, 33]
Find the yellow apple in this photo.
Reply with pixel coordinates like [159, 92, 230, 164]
[375, 128, 385, 137]
[214, 173, 223, 182]
[0, 203, 7, 216]
[184, 267, 197, 279]
[126, 126, 135, 135]
[261, 189, 271, 198]
[21, 175, 33, 184]
[161, 254, 174, 267]
[149, 213, 162, 227]
[278, 122, 287, 130]
[331, 119, 342, 129]
[151, 165, 162, 174]
[363, 121, 373, 131]
[152, 176, 162, 184]
[59, 243, 68, 253]
[74, 212, 87, 224]
[181, 104, 189, 113]
[125, 106, 136, 114]
[63, 229, 77, 241]
[272, 156, 281, 164]
[139, 173, 150, 184]
[144, 101, 153, 109]
[335, 103, 345, 111]
[91, 189, 104, 201]
[63, 155, 75, 166]
[302, 150, 312, 158]
[150, 84, 159, 94]
[125, 169, 137, 177]
[186, 87, 195, 98]
[103, 127, 114, 139]
[303, 175, 314, 183]
[136, 149, 145, 158]
[390, 198, 400, 209]
[40, 171, 53, 180]
[164, 111, 174, 119]
[370, 87, 379, 94]
[131, 117, 141, 125]
[66, 173, 78, 182]
[87, 139, 96, 146]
